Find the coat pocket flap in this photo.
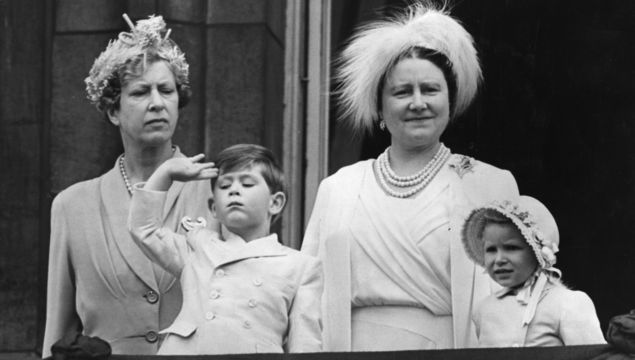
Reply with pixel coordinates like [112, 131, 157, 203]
[159, 321, 197, 338]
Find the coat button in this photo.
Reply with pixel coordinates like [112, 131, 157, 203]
[248, 299, 257, 308]
[145, 290, 159, 304]
[209, 290, 220, 299]
[216, 269, 225, 277]
[205, 311, 216, 320]
[252, 278, 263, 287]
[145, 330, 158, 343]
[243, 320, 252, 329]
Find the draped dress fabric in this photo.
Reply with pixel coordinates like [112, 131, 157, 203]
[42, 149, 214, 358]
[302, 155, 519, 351]
[349, 164, 453, 350]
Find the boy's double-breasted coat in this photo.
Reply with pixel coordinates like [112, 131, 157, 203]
[129, 188, 323, 354]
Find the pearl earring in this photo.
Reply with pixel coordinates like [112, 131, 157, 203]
[379, 120, 386, 130]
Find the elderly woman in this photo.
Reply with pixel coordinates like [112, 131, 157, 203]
[302, 3, 519, 351]
[42, 15, 215, 357]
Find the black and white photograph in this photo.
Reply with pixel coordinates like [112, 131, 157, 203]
[1, 0, 634, 359]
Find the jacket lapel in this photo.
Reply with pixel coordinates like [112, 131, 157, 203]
[215, 234, 287, 268]
[101, 159, 159, 292]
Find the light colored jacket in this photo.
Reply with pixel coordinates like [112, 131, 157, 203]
[474, 281, 606, 347]
[42, 152, 213, 358]
[129, 188, 323, 354]
[301, 155, 519, 350]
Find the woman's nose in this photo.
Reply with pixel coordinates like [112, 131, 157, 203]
[148, 88, 165, 111]
[408, 92, 426, 111]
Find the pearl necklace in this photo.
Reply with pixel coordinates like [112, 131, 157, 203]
[119, 156, 134, 196]
[119, 146, 176, 196]
[375, 144, 451, 198]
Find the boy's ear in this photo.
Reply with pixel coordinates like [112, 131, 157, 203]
[268, 191, 286, 216]
[208, 198, 218, 219]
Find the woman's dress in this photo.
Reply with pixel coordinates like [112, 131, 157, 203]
[42, 149, 214, 357]
[302, 154, 519, 350]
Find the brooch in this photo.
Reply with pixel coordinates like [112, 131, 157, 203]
[448, 155, 475, 178]
[180, 216, 207, 232]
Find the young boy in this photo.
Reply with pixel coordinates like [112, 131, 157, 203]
[128, 144, 323, 354]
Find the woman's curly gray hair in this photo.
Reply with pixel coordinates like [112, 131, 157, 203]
[84, 14, 191, 118]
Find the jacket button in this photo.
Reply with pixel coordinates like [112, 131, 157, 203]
[205, 311, 216, 320]
[252, 278, 263, 287]
[248, 299, 257, 308]
[145, 330, 158, 343]
[216, 269, 225, 277]
[145, 290, 159, 304]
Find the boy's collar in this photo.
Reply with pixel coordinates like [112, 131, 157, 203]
[213, 233, 287, 268]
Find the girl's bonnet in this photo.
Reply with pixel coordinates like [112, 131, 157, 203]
[462, 195, 560, 276]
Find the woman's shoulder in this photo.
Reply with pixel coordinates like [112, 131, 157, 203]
[447, 153, 512, 178]
[330, 159, 373, 177]
[447, 153, 517, 197]
[320, 159, 373, 187]
[53, 176, 104, 206]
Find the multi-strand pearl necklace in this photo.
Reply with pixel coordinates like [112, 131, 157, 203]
[119, 146, 176, 196]
[375, 144, 451, 198]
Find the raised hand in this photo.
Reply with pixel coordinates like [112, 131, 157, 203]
[144, 154, 217, 192]
[166, 154, 218, 182]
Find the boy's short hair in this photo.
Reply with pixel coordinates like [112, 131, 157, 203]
[212, 143, 286, 195]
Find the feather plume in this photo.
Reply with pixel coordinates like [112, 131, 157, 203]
[336, 1, 481, 134]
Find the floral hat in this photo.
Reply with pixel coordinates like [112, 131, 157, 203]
[84, 14, 189, 108]
[461, 196, 560, 273]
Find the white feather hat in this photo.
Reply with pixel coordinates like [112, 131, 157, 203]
[336, 1, 481, 133]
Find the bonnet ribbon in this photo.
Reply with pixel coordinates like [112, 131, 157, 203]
[518, 267, 560, 326]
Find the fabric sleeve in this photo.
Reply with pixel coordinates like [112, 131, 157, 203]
[128, 186, 189, 276]
[472, 300, 484, 340]
[559, 291, 607, 345]
[285, 256, 324, 352]
[301, 179, 331, 256]
[499, 169, 520, 199]
[42, 196, 81, 358]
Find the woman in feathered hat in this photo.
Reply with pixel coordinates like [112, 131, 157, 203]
[302, 1, 519, 350]
[42, 14, 216, 357]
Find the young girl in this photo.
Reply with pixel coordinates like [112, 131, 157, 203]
[461, 196, 606, 347]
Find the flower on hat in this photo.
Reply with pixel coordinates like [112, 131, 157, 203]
[84, 14, 189, 109]
[489, 199, 559, 270]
